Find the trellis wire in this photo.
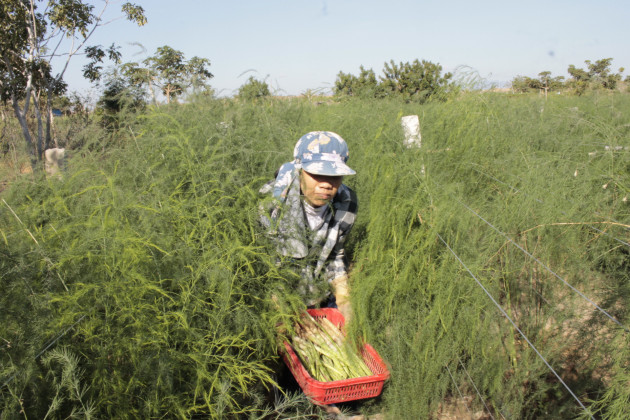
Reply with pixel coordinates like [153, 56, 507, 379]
[445, 364, 467, 402]
[1, 315, 86, 390]
[444, 364, 473, 417]
[456, 357, 496, 420]
[451, 194, 629, 333]
[425, 179, 551, 307]
[436, 232, 594, 419]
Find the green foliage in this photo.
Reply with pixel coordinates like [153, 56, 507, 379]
[40, 347, 96, 419]
[47, 0, 95, 37]
[335, 59, 453, 103]
[0, 0, 47, 102]
[1, 93, 629, 418]
[512, 71, 565, 93]
[144, 46, 213, 103]
[94, 71, 146, 132]
[568, 58, 625, 94]
[0, 0, 146, 162]
[237, 76, 271, 101]
[511, 75, 538, 93]
[0, 101, 307, 417]
[567, 64, 591, 95]
[342, 93, 629, 418]
[538, 71, 565, 91]
[380, 59, 453, 102]
[334, 66, 382, 99]
[513, 59, 626, 96]
[120, 46, 214, 105]
[579, 332, 630, 420]
[121, 2, 147, 26]
[82, 44, 123, 82]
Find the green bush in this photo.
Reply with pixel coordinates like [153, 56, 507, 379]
[335, 59, 453, 103]
[237, 77, 271, 101]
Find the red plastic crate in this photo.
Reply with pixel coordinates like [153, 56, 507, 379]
[281, 308, 390, 405]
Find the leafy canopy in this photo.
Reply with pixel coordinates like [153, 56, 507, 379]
[237, 76, 271, 101]
[511, 58, 625, 95]
[334, 59, 453, 103]
[121, 45, 214, 104]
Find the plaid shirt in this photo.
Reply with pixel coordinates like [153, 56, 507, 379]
[259, 163, 358, 304]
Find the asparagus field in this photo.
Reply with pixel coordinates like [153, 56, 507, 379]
[1, 91, 629, 419]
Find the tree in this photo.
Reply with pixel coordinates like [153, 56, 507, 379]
[538, 71, 564, 89]
[120, 61, 157, 104]
[121, 46, 213, 104]
[511, 75, 539, 93]
[537, 71, 564, 98]
[567, 58, 624, 94]
[585, 58, 624, 90]
[0, 0, 146, 167]
[187, 56, 214, 95]
[334, 59, 452, 103]
[237, 76, 270, 101]
[380, 59, 453, 103]
[95, 70, 145, 132]
[334, 71, 358, 97]
[567, 64, 590, 95]
[334, 66, 380, 98]
[512, 71, 564, 95]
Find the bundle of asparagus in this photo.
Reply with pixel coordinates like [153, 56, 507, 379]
[291, 312, 373, 382]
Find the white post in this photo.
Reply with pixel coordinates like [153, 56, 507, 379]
[401, 115, 421, 148]
[401, 115, 424, 174]
[44, 148, 65, 177]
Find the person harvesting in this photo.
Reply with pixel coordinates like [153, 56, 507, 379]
[259, 131, 358, 321]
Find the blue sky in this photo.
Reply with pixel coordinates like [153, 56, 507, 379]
[63, 0, 630, 98]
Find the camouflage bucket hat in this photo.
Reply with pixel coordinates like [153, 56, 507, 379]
[293, 131, 356, 176]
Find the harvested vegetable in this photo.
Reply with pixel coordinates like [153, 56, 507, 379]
[290, 312, 373, 382]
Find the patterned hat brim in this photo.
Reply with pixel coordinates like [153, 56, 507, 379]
[302, 160, 356, 176]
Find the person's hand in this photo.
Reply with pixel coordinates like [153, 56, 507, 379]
[332, 275, 352, 323]
[337, 300, 352, 325]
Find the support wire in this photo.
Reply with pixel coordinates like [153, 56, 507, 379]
[1, 315, 86, 390]
[437, 232, 594, 419]
[457, 357, 496, 420]
[454, 196, 629, 333]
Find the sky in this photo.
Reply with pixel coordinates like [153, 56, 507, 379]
[60, 0, 630, 99]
